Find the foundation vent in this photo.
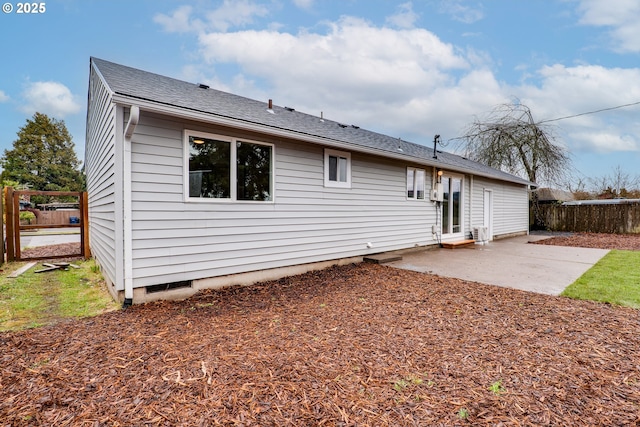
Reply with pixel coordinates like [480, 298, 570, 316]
[146, 280, 193, 294]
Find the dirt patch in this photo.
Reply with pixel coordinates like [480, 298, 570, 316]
[1, 263, 639, 426]
[533, 232, 640, 251]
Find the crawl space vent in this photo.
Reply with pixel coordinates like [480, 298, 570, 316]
[146, 280, 192, 294]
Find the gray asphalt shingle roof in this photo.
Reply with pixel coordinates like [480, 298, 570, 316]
[92, 57, 534, 187]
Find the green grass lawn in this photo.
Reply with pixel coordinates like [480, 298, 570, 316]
[562, 250, 640, 308]
[0, 260, 120, 331]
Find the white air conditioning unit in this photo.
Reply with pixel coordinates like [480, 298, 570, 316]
[473, 226, 489, 243]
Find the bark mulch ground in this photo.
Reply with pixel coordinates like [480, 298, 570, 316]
[20, 242, 82, 261]
[533, 232, 640, 251]
[2, 262, 640, 426]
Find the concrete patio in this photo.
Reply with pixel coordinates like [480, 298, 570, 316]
[387, 234, 610, 295]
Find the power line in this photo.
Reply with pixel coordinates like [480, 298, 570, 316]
[538, 100, 640, 124]
[445, 100, 640, 144]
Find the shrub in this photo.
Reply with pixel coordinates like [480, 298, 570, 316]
[19, 211, 36, 224]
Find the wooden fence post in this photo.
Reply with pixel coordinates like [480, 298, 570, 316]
[0, 187, 3, 265]
[5, 187, 14, 262]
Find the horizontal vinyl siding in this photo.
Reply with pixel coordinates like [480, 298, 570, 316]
[85, 67, 118, 287]
[472, 177, 529, 237]
[470, 176, 483, 229]
[129, 112, 440, 287]
[494, 183, 529, 236]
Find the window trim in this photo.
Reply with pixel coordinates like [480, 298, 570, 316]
[324, 148, 351, 188]
[406, 167, 426, 200]
[184, 130, 275, 203]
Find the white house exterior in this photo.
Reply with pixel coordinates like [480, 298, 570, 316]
[85, 58, 534, 305]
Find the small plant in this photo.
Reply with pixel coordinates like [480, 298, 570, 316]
[196, 302, 215, 308]
[489, 380, 505, 395]
[19, 211, 36, 224]
[457, 408, 469, 420]
[393, 374, 423, 392]
[393, 379, 410, 392]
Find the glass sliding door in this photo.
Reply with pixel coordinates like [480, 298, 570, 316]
[442, 178, 450, 234]
[451, 177, 461, 234]
[441, 175, 463, 236]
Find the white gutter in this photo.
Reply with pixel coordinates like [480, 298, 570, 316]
[122, 105, 139, 307]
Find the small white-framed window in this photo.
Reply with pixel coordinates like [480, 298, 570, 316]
[185, 130, 274, 202]
[407, 167, 426, 200]
[324, 149, 351, 188]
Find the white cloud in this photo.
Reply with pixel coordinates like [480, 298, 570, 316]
[515, 64, 640, 153]
[154, 5, 200, 34]
[569, 131, 639, 153]
[292, 0, 314, 9]
[205, 0, 269, 32]
[155, 1, 269, 33]
[0, 90, 9, 102]
[575, 0, 640, 52]
[439, 0, 484, 24]
[386, 2, 419, 29]
[194, 16, 479, 142]
[21, 81, 81, 118]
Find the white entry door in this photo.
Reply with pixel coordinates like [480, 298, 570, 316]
[483, 189, 493, 241]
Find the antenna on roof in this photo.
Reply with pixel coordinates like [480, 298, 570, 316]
[433, 134, 440, 159]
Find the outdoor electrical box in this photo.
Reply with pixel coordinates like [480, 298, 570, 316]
[430, 183, 444, 202]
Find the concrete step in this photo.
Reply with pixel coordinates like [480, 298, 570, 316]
[363, 253, 403, 264]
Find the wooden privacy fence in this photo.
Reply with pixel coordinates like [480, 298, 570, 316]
[536, 202, 640, 234]
[3, 187, 90, 261]
[37, 209, 82, 225]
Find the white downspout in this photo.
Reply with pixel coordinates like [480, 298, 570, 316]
[469, 175, 474, 239]
[122, 105, 139, 307]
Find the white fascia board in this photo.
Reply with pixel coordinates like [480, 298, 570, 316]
[111, 94, 530, 186]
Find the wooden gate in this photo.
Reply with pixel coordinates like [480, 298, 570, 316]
[3, 187, 90, 261]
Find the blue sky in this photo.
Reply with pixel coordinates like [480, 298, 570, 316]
[1, 0, 639, 189]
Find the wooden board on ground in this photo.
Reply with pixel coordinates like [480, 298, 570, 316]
[8, 262, 37, 278]
[35, 262, 80, 273]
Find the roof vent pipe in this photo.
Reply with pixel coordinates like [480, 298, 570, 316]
[433, 134, 440, 159]
[267, 99, 274, 114]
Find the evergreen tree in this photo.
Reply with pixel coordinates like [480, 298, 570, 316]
[1, 112, 84, 191]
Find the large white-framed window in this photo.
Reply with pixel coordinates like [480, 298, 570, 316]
[407, 167, 426, 200]
[324, 149, 351, 188]
[185, 130, 274, 202]
[441, 174, 463, 235]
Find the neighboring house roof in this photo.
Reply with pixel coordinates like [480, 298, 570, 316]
[535, 187, 574, 202]
[91, 57, 535, 187]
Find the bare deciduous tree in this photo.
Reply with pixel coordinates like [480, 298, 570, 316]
[457, 102, 571, 186]
[588, 165, 640, 198]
